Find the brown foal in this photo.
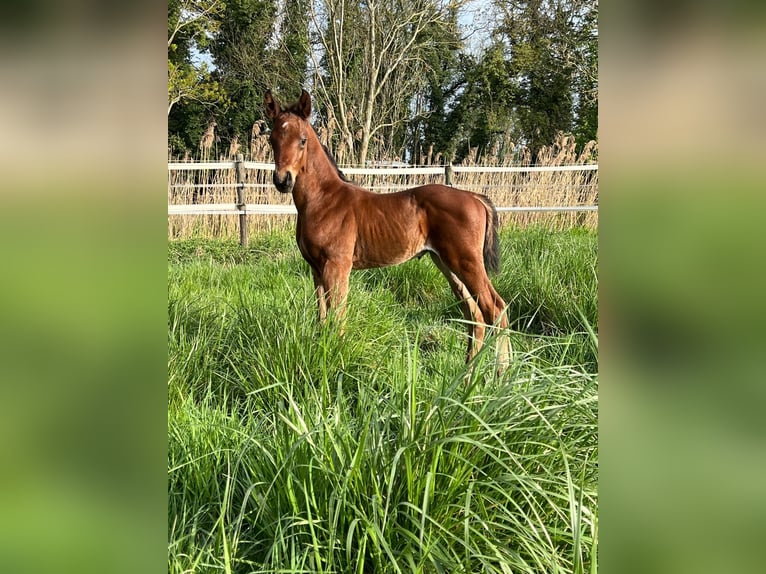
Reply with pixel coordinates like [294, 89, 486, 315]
[265, 89, 509, 368]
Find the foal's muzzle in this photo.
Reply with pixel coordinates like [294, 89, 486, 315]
[273, 171, 294, 194]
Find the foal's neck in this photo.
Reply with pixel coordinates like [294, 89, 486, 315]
[293, 127, 346, 207]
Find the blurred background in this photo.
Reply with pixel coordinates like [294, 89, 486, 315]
[0, 2, 166, 573]
[601, 0, 766, 572]
[0, 0, 764, 572]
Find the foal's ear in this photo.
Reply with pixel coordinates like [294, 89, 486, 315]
[296, 89, 311, 119]
[264, 90, 280, 121]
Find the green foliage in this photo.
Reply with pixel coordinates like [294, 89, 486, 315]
[572, 1, 598, 147]
[402, 3, 463, 164]
[574, 93, 598, 151]
[210, 0, 310, 143]
[441, 42, 518, 162]
[278, 0, 311, 91]
[208, 0, 277, 141]
[168, 227, 598, 572]
[166, 0, 598, 162]
[408, 1, 599, 163]
[496, 0, 598, 158]
[167, 0, 228, 154]
[168, 60, 227, 115]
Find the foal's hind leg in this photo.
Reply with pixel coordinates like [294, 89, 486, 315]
[435, 249, 510, 371]
[458, 268, 510, 371]
[488, 283, 511, 370]
[430, 253, 485, 363]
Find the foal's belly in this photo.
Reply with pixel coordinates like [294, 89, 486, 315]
[345, 190, 433, 269]
[352, 238, 428, 269]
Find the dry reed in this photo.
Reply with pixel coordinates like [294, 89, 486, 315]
[168, 132, 597, 240]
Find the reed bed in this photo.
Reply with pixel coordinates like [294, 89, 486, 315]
[168, 134, 598, 240]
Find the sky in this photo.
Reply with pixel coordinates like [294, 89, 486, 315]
[459, 0, 497, 55]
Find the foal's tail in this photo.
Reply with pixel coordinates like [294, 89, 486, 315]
[478, 194, 501, 274]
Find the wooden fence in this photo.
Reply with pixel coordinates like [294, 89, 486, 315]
[168, 155, 598, 245]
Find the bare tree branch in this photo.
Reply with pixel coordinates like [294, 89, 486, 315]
[310, 0, 463, 163]
[168, 0, 221, 49]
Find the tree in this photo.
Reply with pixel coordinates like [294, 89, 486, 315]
[208, 0, 277, 142]
[168, 0, 228, 157]
[570, 0, 598, 147]
[207, 0, 311, 146]
[309, 0, 465, 165]
[168, 60, 226, 117]
[167, 0, 226, 117]
[494, 0, 597, 158]
[167, 0, 597, 162]
[445, 42, 517, 162]
[406, 3, 464, 163]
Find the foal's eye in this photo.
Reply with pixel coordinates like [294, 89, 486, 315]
[300, 136, 307, 147]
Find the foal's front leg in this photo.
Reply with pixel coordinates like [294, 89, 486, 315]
[321, 259, 352, 332]
[311, 267, 328, 322]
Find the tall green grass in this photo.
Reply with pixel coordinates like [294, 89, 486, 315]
[168, 226, 598, 573]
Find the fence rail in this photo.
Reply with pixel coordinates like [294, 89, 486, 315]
[168, 204, 600, 216]
[168, 156, 598, 245]
[167, 161, 598, 174]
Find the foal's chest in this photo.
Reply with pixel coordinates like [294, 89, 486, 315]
[295, 210, 350, 265]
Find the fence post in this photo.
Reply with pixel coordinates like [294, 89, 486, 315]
[235, 154, 248, 247]
[444, 163, 453, 187]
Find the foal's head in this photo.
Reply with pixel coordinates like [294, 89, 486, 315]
[264, 89, 312, 194]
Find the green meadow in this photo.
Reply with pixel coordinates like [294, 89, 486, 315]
[168, 226, 598, 573]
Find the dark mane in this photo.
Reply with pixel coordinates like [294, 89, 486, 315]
[321, 143, 351, 183]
